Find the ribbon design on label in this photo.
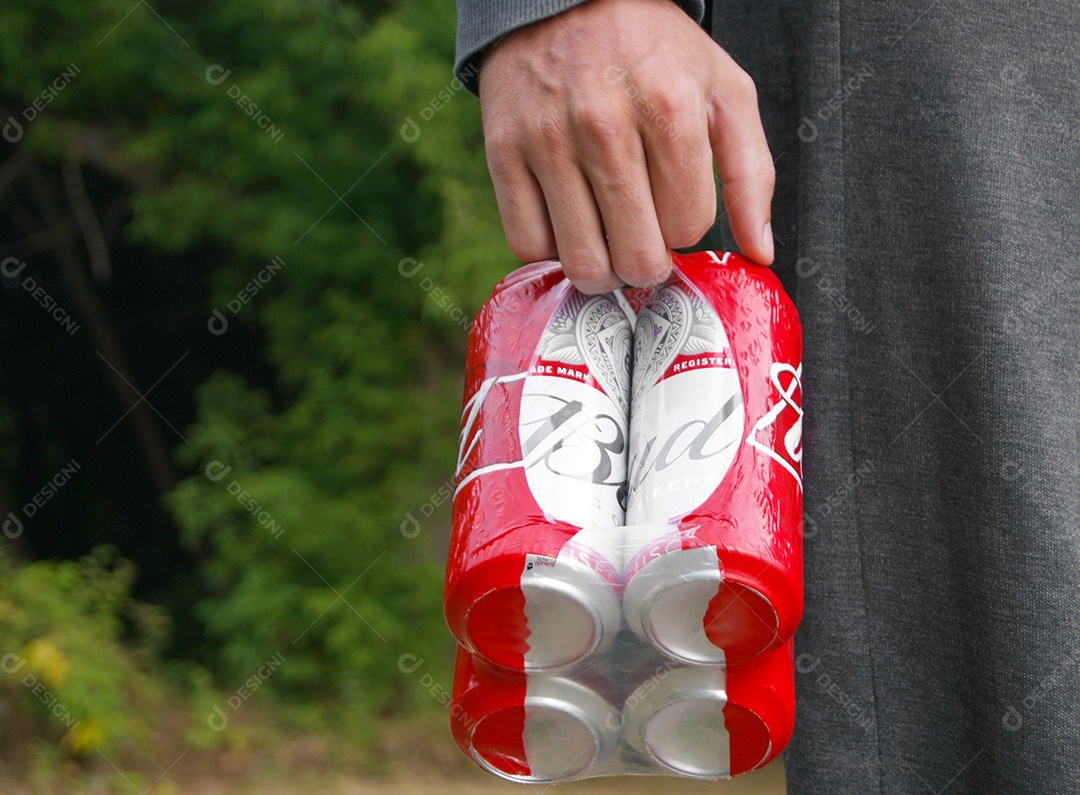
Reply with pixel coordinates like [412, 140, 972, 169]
[745, 362, 803, 490]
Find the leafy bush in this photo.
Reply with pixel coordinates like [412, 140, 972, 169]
[0, 546, 168, 760]
[2, 0, 506, 744]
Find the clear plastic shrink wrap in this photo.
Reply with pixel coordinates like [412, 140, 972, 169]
[444, 251, 803, 782]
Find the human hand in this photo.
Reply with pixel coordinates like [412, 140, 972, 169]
[478, 0, 775, 294]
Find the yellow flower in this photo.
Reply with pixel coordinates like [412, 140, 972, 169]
[64, 719, 105, 756]
[22, 637, 71, 688]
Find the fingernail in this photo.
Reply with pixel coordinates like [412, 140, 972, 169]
[762, 221, 775, 263]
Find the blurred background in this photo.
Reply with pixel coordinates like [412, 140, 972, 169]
[0, 1, 778, 791]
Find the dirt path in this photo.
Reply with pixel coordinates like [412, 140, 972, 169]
[179, 760, 784, 794]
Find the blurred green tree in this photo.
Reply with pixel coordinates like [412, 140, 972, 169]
[1, 0, 507, 738]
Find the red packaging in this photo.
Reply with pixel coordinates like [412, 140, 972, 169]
[445, 252, 801, 783]
[623, 251, 803, 665]
[449, 649, 621, 783]
[444, 262, 632, 672]
[451, 639, 795, 781]
[621, 638, 795, 777]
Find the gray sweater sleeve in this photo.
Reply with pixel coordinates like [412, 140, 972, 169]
[455, 0, 707, 96]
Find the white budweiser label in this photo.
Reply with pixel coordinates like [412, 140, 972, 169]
[626, 283, 744, 523]
[519, 292, 633, 528]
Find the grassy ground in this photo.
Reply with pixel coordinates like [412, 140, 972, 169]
[0, 711, 785, 794]
[179, 760, 784, 795]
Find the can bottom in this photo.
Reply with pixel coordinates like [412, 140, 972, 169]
[703, 581, 780, 665]
[641, 568, 724, 665]
[469, 693, 606, 782]
[724, 702, 774, 776]
[469, 705, 531, 779]
[640, 694, 771, 778]
[466, 578, 608, 672]
[642, 691, 731, 778]
[625, 547, 725, 664]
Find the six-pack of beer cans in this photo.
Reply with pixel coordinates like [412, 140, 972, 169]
[444, 251, 803, 782]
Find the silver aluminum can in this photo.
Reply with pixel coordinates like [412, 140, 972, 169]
[621, 641, 794, 778]
[446, 267, 633, 673]
[623, 269, 797, 667]
[622, 664, 733, 778]
[458, 663, 621, 783]
[621, 541, 728, 665]
[515, 539, 624, 673]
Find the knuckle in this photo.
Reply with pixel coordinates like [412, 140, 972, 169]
[484, 130, 529, 178]
[506, 232, 554, 264]
[484, 116, 523, 154]
[571, 277, 620, 295]
[664, 213, 714, 250]
[647, 81, 700, 123]
[725, 158, 775, 199]
[560, 250, 618, 292]
[560, 249, 607, 281]
[639, 87, 701, 147]
[530, 112, 572, 152]
[571, 102, 626, 150]
[613, 248, 670, 288]
[712, 67, 758, 109]
[733, 68, 758, 101]
[484, 138, 520, 182]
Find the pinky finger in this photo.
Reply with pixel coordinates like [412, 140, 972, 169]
[487, 145, 557, 263]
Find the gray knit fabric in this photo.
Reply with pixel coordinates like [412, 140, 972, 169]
[454, 0, 705, 94]
[454, 1, 1080, 792]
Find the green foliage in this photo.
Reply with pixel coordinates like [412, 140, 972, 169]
[1, 0, 508, 743]
[0, 546, 168, 757]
